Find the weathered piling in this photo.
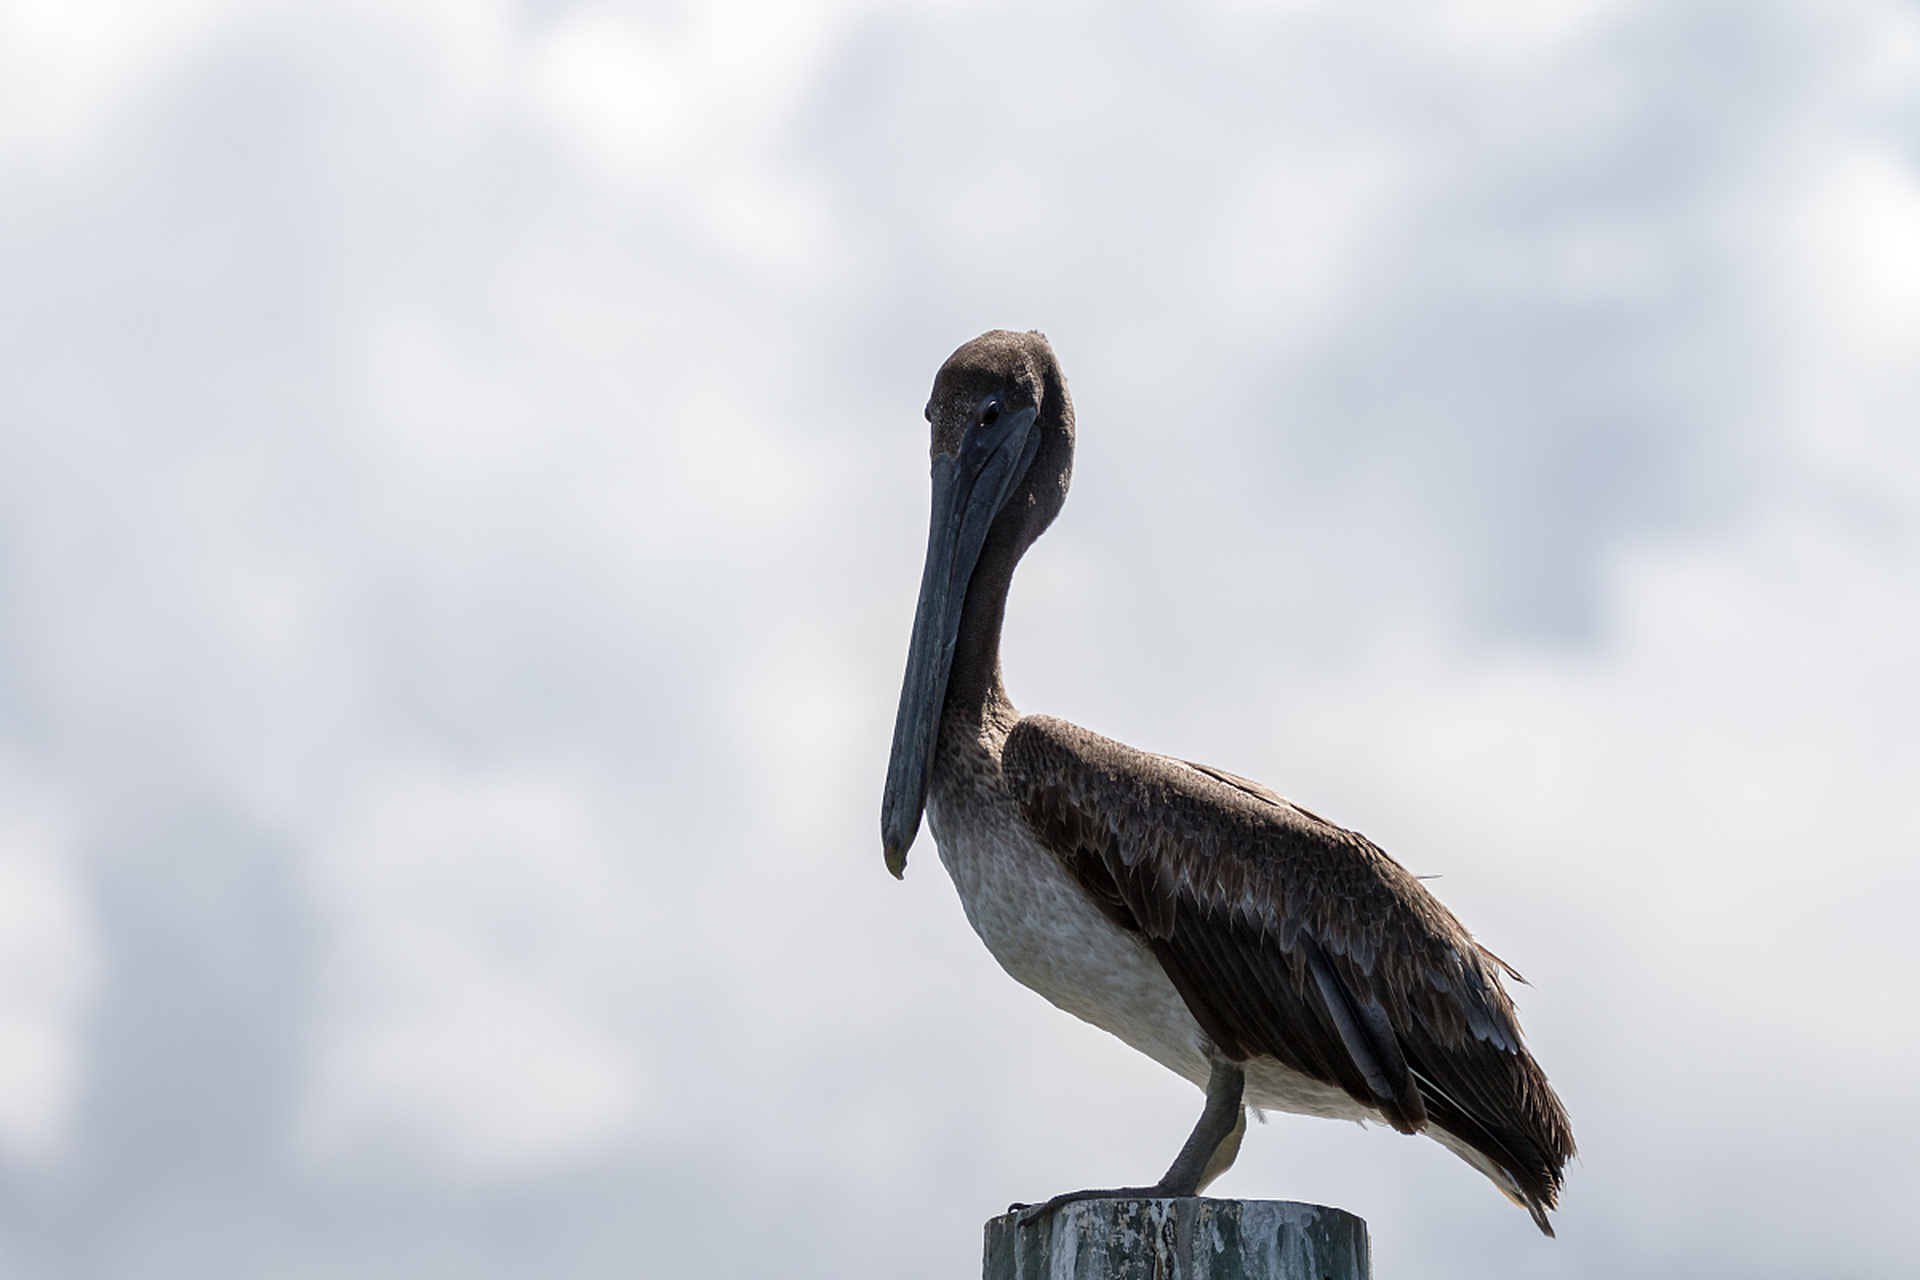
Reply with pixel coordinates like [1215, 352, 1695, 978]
[984, 1198, 1370, 1280]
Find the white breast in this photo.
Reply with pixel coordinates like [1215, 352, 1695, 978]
[926, 780, 1214, 1088]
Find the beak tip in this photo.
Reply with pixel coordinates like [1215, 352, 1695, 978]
[884, 844, 909, 879]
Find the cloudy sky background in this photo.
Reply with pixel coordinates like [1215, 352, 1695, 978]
[1, 0, 1917, 1276]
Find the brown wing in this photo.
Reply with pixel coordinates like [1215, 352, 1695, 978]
[1002, 714, 1574, 1228]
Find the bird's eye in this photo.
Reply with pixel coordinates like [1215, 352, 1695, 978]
[980, 401, 1001, 427]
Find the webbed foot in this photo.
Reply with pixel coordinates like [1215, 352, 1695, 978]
[1014, 1187, 1164, 1226]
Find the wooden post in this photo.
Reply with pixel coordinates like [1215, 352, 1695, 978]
[984, 1198, 1370, 1280]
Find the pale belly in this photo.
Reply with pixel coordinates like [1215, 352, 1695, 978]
[925, 785, 1370, 1124]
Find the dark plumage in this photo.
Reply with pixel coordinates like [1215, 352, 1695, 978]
[883, 329, 1574, 1233]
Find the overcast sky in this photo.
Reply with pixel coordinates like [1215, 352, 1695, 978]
[0, 1, 1917, 1277]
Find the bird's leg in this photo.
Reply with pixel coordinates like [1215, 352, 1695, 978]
[1013, 1060, 1246, 1224]
[1157, 1059, 1247, 1195]
[1193, 1093, 1247, 1194]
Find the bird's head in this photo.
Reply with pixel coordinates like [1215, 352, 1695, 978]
[881, 330, 1075, 877]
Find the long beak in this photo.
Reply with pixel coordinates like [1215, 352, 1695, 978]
[881, 407, 1040, 876]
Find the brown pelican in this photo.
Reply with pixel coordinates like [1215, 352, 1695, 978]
[881, 330, 1574, 1233]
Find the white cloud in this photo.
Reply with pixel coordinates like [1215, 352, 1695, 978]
[0, 0, 240, 161]
[298, 764, 647, 1176]
[0, 760, 98, 1162]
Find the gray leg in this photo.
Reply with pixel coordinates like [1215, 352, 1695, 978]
[1154, 1060, 1247, 1195]
[1015, 1061, 1246, 1223]
[1194, 1097, 1247, 1194]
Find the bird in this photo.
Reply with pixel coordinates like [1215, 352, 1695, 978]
[881, 329, 1574, 1233]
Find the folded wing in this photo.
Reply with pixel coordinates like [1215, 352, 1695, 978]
[1002, 714, 1574, 1232]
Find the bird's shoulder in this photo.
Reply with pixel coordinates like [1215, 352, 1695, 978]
[1002, 712, 1415, 907]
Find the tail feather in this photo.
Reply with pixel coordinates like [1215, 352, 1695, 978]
[1409, 1065, 1570, 1237]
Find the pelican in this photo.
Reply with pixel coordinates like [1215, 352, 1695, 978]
[882, 330, 1574, 1232]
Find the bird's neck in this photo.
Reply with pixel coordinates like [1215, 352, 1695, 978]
[943, 521, 1020, 730]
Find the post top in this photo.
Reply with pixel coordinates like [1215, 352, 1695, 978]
[984, 1197, 1371, 1280]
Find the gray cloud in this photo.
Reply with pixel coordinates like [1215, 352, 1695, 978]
[0, 1, 1915, 1277]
